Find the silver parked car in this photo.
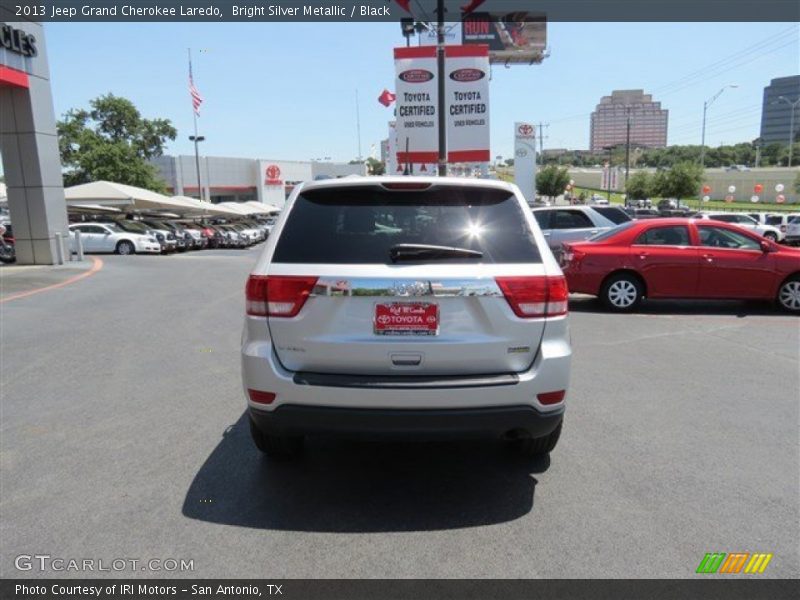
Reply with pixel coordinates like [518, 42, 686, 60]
[698, 212, 782, 242]
[68, 223, 160, 255]
[241, 177, 572, 459]
[532, 206, 618, 259]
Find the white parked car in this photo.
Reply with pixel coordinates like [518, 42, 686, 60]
[786, 215, 800, 245]
[763, 213, 800, 243]
[242, 177, 571, 459]
[68, 223, 160, 255]
[699, 213, 783, 242]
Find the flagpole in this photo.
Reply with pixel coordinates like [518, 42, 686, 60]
[188, 48, 203, 201]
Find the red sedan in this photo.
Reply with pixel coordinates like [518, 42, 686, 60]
[561, 218, 800, 313]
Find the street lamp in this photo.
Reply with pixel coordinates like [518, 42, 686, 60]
[773, 95, 800, 167]
[700, 84, 738, 168]
[189, 135, 205, 201]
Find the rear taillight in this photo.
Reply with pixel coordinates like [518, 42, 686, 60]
[537, 390, 566, 405]
[780, 225, 787, 232]
[495, 276, 569, 318]
[246, 275, 318, 317]
[247, 389, 276, 405]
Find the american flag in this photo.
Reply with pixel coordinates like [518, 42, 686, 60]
[189, 70, 204, 116]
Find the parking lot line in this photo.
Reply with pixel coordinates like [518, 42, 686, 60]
[0, 256, 103, 304]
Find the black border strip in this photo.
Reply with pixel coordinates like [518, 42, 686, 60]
[2, 579, 799, 600]
[1, 1, 799, 22]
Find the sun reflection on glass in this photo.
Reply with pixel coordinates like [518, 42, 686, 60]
[466, 222, 485, 237]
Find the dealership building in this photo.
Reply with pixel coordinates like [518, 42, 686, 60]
[1, 14, 68, 264]
[151, 155, 366, 208]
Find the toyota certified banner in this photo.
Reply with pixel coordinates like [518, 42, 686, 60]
[445, 45, 490, 163]
[394, 45, 490, 167]
[394, 46, 439, 165]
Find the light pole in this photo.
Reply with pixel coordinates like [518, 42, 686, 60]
[701, 84, 738, 168]
[773, 95, 800, 167]
[189, 134, 205, 200]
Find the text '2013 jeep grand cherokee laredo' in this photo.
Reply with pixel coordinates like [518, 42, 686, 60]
[241, 177, 571, 459]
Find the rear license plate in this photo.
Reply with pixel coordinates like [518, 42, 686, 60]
[374, 302, 439, 336]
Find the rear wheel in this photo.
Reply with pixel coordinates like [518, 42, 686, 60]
[512, 421, 562, 457]
[601, 273, 643, 311]
[116, 240, 135, 255]
[777, 276, 800, 313]
[249, 418, 303, 458]
[763, 232, 778, 242]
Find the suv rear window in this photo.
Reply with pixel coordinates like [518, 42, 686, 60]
[273, 185, 541, 264]
[591, 206, 632, 224]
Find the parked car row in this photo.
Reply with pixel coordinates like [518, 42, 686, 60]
[67, 218, 272, 255]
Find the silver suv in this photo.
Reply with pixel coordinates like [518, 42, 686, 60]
[241, 177, 571, 459]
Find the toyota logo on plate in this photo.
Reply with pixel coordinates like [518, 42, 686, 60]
[449, 68, 485, 82]
[399, 69, 434, 83]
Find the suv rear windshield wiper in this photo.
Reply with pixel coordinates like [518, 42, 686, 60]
[389, 243, 483, 262]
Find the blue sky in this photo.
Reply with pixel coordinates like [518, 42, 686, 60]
[43, 21, 799, 162]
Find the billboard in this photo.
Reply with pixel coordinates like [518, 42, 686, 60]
[462, 12, 547, 64]
[393, 45, 490, 168]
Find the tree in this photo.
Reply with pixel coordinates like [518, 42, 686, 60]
[651, 162, 703, 199]
[536, 165, 570, 199]
[504, 158, 515, 167]
[57, 94, 176, 191]
[625, 171, 652, 200]
[365, 157, 385, 175]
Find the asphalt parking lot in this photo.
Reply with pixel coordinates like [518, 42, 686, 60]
[1, 248, 798, 579]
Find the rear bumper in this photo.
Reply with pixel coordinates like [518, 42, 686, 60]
[250, 404, 564, 439]
[241, 315, 571, 415]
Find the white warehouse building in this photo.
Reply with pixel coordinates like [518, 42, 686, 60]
[151, 155, 367, 208]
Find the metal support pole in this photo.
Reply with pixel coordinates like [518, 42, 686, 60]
[625, 107, 631, 184]
[700, 101, 708, 168]
[788, 103, 796, 168]
[436, 0, 447, 177]
[74, 231, 84, 261]
[193, 136, 202, 200]
[54, 232, 64, 265]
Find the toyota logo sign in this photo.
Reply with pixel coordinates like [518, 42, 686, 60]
[517, 124, 534, 136]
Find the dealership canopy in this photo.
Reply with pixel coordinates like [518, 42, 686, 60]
[240, 201, 281, 214]
[171, 196, 243, 216]
[64, 181, 199, 213]
[216, 202, 265, 216]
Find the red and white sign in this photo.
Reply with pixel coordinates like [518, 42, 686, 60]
[265, 164, 282, 186]
[374, 302, 439, 336]
[445, 45, 490, 163]
[393, 45, 490, 166]
[394, 46, 439, 165]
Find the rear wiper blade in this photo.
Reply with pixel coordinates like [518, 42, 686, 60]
[389, 243, 483, 262]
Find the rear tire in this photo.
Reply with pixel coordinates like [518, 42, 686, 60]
[512, 421, 562, 457]
[249, 418, 303, 458]
[763, 232, 778, 242]
[116, 240, 135, 255]
[601, 272, 643, 312]
[777, 275, 800, 314]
